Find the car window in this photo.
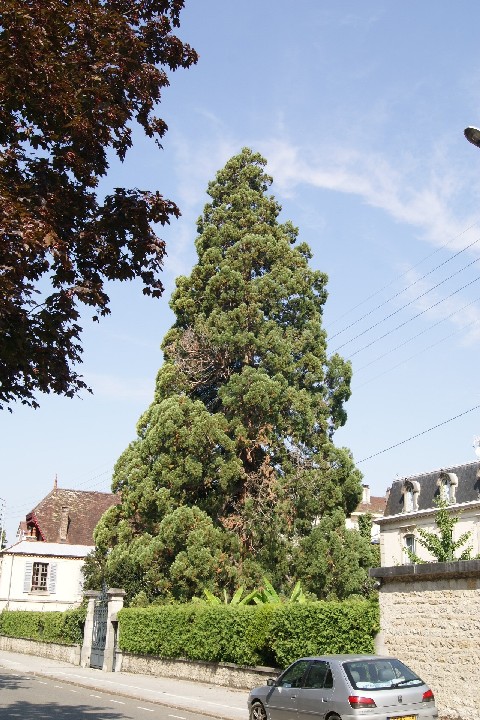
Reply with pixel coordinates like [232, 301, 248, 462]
[278, 660, 310, 688]
[303, 661, 332, 689]
[344, 659, 424, 691]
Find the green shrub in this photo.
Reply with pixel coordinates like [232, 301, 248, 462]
[118, 600, 378, 667]
[268, 601, 379, 666]
[0, 606, 86, 645]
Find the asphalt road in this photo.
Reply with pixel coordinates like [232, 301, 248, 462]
[0, 668, 212, 720]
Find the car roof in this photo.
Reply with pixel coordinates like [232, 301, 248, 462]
[293, 655, 394, 662]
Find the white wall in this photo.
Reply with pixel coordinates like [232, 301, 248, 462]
[0, 551, 85, 611]
[379, 502, 480, 566]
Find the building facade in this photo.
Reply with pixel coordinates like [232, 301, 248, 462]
[0, 484, 119, 611]
[377, 460, 480, 566]
[345, 484, 387, 543]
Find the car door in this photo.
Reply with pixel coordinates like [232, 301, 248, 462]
[296, 660, 335, 720]
[265, 660, 311, 720]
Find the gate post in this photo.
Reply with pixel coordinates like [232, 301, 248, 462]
[103, 588, 126, 672]
[81, 590, 100, 668]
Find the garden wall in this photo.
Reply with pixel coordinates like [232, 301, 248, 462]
[0, 635, 81, 664]
[371, 560, 480, 720]
[119, 653, 276, 689]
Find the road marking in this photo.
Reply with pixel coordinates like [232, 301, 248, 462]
[21, 669, 247, 713]
[69, 689, 78, 693]
[138, 708, 154, 713]
[169, 714, 186, 719]
[110, 699, 125, 705]
[54, 685, 63, 689]
[90, 694, 102, 698]
[36, 681, 48, 685]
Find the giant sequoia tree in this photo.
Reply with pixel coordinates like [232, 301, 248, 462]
[0, 0, 197, 408]
[87, 149, 373, 602]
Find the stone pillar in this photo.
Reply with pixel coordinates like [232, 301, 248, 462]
[103, 588, 126, 672]
[80, 590, 100, 668]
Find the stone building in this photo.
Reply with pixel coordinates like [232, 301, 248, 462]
[378, 460, 480, 566]
[372, 459, 480, 720]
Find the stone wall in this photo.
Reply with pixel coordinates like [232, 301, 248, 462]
[119, 653, 279, 690]
[371, 560, 480, 720]
[0, 635, 81, 665]
[0, 633, 276, 689]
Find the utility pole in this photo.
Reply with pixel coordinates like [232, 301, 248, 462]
[0, 497, 6, 549]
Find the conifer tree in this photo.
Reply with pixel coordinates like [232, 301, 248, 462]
[88, 149, 366, 602]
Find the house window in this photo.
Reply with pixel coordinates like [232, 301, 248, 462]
[404, 534, 416, 563]
[437, 472, 458, 504]
[31, 562, 48, 591]
[404, 488, 414, 512]
[23, 560, 57, 594]
[402, 480, 420, 512]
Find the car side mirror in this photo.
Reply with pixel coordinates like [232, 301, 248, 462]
[267, 678, 276, 687]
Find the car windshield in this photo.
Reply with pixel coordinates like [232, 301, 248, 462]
[343, 659, 424, 691]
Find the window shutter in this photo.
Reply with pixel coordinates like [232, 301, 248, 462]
[23, 561, 33, 592]
[48, 562, 57, 593]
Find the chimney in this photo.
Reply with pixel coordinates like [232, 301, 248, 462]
[53, 474, 58, 491]
[59, 506, 69, 542]
[362, 484, 370, 504]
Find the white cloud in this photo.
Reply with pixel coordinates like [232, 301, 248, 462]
[262, 138, 480, 252]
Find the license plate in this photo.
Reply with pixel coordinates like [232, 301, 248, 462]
[388, 716, 416, 720]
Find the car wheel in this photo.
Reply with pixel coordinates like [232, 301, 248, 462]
[250, 701, 267, 720]
[327, 714, 341, 720]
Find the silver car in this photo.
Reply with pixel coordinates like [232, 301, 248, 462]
[248, 654, 438, 720]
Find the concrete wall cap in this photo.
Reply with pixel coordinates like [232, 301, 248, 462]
[370, 558, 480, 581]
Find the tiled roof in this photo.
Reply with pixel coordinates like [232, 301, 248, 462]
[384, 460, 480, 516]
[26, 488, 120, 545]
[354, 496, 387, 515]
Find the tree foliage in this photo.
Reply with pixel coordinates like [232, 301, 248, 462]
[0, 0, 197, 408]
[86, 148, 369, 602]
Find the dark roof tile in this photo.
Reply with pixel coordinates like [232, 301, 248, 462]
[26, 488, 120, 545]
[384, 460, 480, 516]
[354, 496, 387, 515]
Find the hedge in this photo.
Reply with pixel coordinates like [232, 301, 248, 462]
[0, 601, 379, 665]
[0, 606, 86, 645]
[118, 600, 379, 667]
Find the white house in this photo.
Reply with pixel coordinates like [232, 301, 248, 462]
[377, 460, 480, 566]
[0, 482, 119, 611]
[345, 484, 387, 543]
[0, 541, 92, 611]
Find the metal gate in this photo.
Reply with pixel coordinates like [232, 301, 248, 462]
[90, 586, 108, 669]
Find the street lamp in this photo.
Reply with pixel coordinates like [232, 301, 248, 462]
[464, 126, 480, 148]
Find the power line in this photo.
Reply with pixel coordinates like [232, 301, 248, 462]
[354, 295, 480, 373]
[2, 468, 114, 522]
[345, 274, 480, 360]
[357, 403, 480, 464]
[332, 255, 480, 354]
[354, 318, 480, 390]
[329, 233, 480, 341]
[327, 220, 480, 327]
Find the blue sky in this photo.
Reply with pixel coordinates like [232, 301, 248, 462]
[3, 1, 480, 543]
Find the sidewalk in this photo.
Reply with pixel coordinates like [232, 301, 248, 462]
[0, 649, 249, 720]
